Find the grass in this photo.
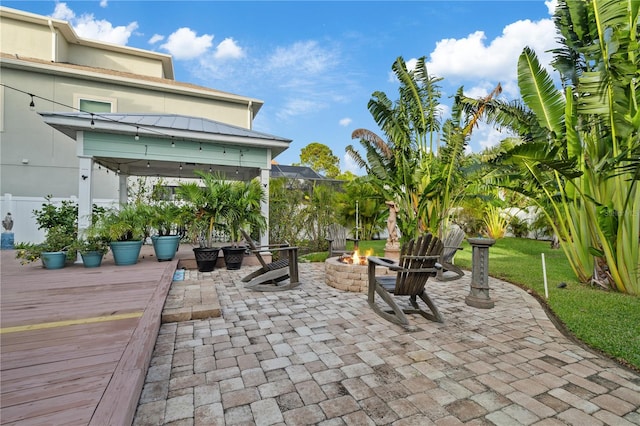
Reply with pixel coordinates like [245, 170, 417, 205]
[455, 237, 640, 371]
[302, 237, 640, 371]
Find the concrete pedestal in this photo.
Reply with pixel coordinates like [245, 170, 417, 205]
[465, 237, 496, 309]
[384, 244, 400, 261]
[1, 232, 14, 250]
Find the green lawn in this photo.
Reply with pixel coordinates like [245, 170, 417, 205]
[303, 237, 640, 371]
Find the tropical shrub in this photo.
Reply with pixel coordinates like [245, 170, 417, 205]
[459, 0, 639, 294]
[483, 206, 508, 239]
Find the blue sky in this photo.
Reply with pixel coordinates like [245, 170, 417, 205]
[5, 1, 559, 173]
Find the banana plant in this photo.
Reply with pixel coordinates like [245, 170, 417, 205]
[460, 0, 639, 294]
[347, 56, 479, 241]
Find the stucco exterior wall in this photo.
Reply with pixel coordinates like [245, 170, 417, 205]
[0, 17, 53, 60]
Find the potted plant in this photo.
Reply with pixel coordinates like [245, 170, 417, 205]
[71, 235, 109, 268]
[15, 225, 75, 269]
[93, 203, 152, 266]
[15, 196, 78, 269]
[176, 171, 231, 272]
[221, 179, 267, 270]
[149, 202, 187, 261]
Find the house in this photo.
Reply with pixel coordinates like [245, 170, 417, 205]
[0, 6, 291, 245]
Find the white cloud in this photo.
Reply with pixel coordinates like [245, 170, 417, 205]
[160, 27, 213, 60]
[214, 38, 244, 60]
[51, 2, 137, 45]
[267, 41, 336, 75]
[195, 38, 354, 122]
[339, 118, 352, 127]
[276, 98, 326, 120]
[343, 153, 363, 175]
[99, 0, 108, 8]
[148, 34, 164, 45]
[426, 19, 557, 86]
[475, 123, 513, 151]
[52, 3, 74, 21]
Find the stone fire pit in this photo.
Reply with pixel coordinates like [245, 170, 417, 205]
[325, 257, 393, 293]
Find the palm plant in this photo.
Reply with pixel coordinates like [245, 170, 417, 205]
[459, 0, 639, 294]
[95, 203, 152, 242]
[176, 171, 232, 248]
[224, 178, 267, 247]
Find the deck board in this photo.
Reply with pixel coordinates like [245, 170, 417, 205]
[0, 245, 186, 425]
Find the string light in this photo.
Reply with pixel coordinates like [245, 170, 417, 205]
[2, 84, 186, 140]
[0, 83, 179, 140]
[1, 84, 259, 177]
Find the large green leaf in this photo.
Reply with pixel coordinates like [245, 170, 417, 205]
[518, 46, 566, 137]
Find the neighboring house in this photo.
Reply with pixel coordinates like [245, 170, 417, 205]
[0, 6, 291, 244]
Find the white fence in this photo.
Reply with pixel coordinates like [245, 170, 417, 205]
[1, 194, 118, 245]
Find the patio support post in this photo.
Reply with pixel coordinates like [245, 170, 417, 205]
[260, 168, 270, 247]
[76, 131, 93, 263]
[77, 155, 93, 236]
[466, 237, 496, 309]
[118, 174, 128, 205]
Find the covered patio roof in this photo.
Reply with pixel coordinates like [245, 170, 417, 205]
[40, 112, 292, 180]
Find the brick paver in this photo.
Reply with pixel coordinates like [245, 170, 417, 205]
[133, 263, 640, 425]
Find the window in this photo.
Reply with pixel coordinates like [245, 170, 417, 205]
[74, 94, 117, 113]
[79, 99, 112, 113]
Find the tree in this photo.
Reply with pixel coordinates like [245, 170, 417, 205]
[269, 177, 306, 246]
[347, 57, 499, 241]
[336, 177, 387, 240]
[460, 0, 640, 294]
[297, 142, 340, 178]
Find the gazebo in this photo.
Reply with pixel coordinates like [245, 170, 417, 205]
[39, 112, 293, 246]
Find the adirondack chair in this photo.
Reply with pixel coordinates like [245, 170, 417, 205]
[326, 223, 358, 258]
[240, 230, 300, 291]
[367, 233, 444, 330]
[436, 225, 466, 281]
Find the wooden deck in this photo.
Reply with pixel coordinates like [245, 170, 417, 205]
[0, 245, 191, 425]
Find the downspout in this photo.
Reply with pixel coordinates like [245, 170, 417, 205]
[247, 101, 253, 129]
[48, 20, 56, 62]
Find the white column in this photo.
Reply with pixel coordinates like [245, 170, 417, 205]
[76, 131, 92, 263]
[118, 174, 128, 205]
[77, 156, 93, 235]
[260, 168, 270, 247]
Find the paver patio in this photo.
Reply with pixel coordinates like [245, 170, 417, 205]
[134, 263, 640, 425]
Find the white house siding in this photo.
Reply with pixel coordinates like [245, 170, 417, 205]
[0, 6, 267, 244]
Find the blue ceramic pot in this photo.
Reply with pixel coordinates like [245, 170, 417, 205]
[81, 251, 104, 268]
[151, 235, 180, 261]
[41, 251, 67, 269]
[110, 240, 143, 266]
